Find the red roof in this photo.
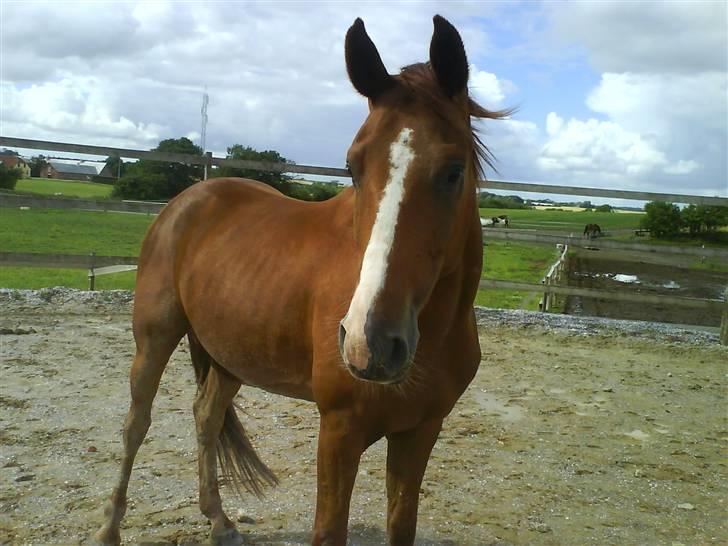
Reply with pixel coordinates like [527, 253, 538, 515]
[0, 156, 27, 169]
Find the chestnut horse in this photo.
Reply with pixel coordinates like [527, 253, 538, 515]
[94, 15, 506, 546]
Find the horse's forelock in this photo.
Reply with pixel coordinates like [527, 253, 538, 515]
[394, 63, 513, 180]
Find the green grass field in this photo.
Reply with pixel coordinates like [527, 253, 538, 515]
[476, 241, 558, 309]
[0, 267, 137, 290]
[15, 177, 114, 199]
[0, 208, 562, 309]
[480, 207, 644, 233]
[0, 208, 152, 255]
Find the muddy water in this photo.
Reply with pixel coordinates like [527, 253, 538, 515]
[566, 253, 728, 327]
[1, 300, 726, 545]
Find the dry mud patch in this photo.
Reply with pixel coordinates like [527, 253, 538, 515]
[0, 290, 726, 545]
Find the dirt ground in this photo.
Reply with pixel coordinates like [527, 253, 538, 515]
[1, 290, 726, 545]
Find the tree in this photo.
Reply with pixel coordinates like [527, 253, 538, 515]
[104, 156, 127, 179]
[641, 201, 682, 238]
[681, 204, 728, 235]
[113, 137, 203, 200]
[218, 144, 292, 186]
[28, 156, 48, 177]
[595, 204, 613, 213]
[0, 163, 22, 190]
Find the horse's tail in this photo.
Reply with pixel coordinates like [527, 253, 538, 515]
[187, 332, 278, 498]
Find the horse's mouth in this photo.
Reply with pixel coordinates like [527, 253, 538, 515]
[345, 362, 411, 385]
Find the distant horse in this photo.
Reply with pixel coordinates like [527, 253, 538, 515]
[94, 15, 508, 546]
[584, 223, 602, 238]
[480, 215, 509, 228]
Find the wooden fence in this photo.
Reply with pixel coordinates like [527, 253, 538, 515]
[2, 249, 723, 312]
[0, 191, 163, 214]
[2, 136, 727, 206]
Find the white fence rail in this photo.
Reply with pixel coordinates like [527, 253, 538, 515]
[540, 244, 569, 312]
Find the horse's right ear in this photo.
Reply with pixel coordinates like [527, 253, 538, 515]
[345, 18, 396, 101]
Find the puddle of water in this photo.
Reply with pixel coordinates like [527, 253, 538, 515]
[474, 390, 525, 422]
[613, 274, 639, 284]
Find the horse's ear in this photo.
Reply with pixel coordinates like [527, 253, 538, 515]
[429, 15, 469, 98]
[345, 18, 396, 101]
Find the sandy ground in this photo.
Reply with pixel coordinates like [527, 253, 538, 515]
[1, 289, 726, 546]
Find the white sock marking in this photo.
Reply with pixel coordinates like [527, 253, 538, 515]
[344, 127, 415, 337]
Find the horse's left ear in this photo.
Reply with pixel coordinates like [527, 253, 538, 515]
[429, 15, 469, 98]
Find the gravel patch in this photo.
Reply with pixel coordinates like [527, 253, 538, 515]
[2, 288, 720, 346]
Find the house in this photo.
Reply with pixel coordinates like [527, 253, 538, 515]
[0, 155, 31, 178]
[40, 161, 100, 181]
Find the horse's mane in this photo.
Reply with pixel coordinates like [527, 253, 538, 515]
[395, 63, 513, 180]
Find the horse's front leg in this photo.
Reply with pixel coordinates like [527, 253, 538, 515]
[385, 419, 443, 546]
[312, 411, 368, 546]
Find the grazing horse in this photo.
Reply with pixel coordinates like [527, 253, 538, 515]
[583, 223, 602, 238]
[94, 15, 507, 546]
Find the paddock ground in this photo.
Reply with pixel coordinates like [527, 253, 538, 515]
[0, 290, 725, 545]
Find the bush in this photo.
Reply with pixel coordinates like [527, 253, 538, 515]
[595, 204, 613, 213]
[111, 137, 203, 200]
[478, 193, 529, 209]
[112, 172, 169, 201]
[641, 201, 682, 238]
[0, 164, 22, 190]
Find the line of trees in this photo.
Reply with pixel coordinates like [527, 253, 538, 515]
[111, 138, 341, 202]
[641, 201, 728, 239]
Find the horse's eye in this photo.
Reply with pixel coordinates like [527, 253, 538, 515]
[445, 164, 464, 187]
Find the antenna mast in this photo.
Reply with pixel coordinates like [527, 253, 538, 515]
[200, 87, 209, 179]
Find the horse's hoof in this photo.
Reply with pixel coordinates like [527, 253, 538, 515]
[210, 526, 246, 546]
[88, 529, 120, 546]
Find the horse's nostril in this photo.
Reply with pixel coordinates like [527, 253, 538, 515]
[338, 322, 347, 350]
[387, 335, 409, 369]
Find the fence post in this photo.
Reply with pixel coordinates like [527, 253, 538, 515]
[721, 287, 728, 346]
[88, 252, 96, 291]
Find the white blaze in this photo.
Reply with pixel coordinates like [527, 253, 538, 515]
[344, 127, 415, 340]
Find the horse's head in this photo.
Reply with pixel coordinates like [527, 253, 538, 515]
[338, 16, 506, 383]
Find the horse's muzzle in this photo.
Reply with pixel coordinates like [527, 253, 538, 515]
[338, 316, 418, 384]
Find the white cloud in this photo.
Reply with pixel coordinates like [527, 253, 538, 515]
[1, 78, 166, 147]
[469, 65, 507, 107]
[538, 113, 699, 177]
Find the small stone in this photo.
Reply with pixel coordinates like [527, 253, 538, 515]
[236, 510, 256, 524]
[15, 474, 35, 482]
[87, 446, 98, 453]
[634, 468, 644, 478]
[677, 503, 694, 510]
[667, 372, 673, 378]
[602, 387, 614, 392]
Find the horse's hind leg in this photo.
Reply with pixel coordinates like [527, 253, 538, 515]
[192, 363, 245, 545]
[93, 310, 186, 545]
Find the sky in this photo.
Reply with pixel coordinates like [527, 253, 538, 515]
[1, 0, 726, 204]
